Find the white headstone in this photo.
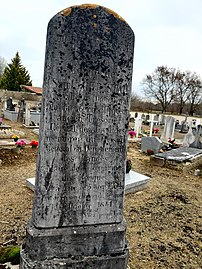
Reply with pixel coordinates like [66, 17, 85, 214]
[134, 117, 142, 137]
[160, 116, 175, 142]
[182, 124, 195, 147]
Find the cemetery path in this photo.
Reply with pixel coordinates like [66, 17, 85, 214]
[0, 121, 201, 268]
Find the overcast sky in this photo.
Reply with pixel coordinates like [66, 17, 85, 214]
[1, 0, 202, 96]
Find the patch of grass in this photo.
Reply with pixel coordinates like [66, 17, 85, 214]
[0, 245, 20, 265]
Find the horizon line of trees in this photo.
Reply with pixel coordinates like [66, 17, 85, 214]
[131, 66, 202, 116]
[1, 55, 202, 116]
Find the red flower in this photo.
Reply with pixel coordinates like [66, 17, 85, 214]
[30, 140, 38, 148]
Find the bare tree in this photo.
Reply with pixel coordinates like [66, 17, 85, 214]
[130, 93, 142, 111]
[187, 73, 202, 116]
[142, 66, 176, 113]
[174, 70, 190, 114]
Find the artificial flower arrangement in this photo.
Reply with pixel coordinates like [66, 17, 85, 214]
[153, 127, 159, 134]
[128, 129, 136, 138]
[143, 129, 150, 135]
[11, 135, 20, 142]
[15, 140, 26, 148]
[30, 140, 39, 148]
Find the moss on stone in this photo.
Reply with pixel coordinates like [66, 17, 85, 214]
[0, 246, 20, 265]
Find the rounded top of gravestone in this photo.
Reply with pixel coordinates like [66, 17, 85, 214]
[59, 4, 127, 23]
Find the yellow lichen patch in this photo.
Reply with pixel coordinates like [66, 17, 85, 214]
[60, 4, 98, 16]
[60, 7, 72, 17]
[92, 23, 97, 28]
[77, 4, 99, 9]
[93, 14, 97, 19]
[104, 7, 126, 22]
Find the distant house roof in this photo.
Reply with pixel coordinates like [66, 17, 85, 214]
[21, 85, 43, 95]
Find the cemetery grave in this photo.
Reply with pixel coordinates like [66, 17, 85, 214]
[0, 3, 201, 268]
[0, 133, 201, 269]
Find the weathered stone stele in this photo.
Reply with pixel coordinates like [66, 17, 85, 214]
[160, 116, 176, 142]
[20, 4, 134, 269]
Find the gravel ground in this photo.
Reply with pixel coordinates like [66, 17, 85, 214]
[0, 120, 201, 268]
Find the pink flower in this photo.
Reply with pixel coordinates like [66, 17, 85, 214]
[128, 130, 136, 138]
[15, 140, 26, 147]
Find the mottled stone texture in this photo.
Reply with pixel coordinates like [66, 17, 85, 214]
[34, 5, 134, 228]
[21, 4, 134, 269]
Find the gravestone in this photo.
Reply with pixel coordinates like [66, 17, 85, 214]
[147, 114, 158, 136]
[141, 113, 146, 124]
[189, 125, 202, 149]
[20, 4, 134, 269]
[6, 97, 15, 111]
[195, 119, 201, 126]
[141, 136, 162, 154]
[25, 103, 31, 126]
[180, 117, 189, 133]
[17, 99, 25, 123]
[182, 124, 195, 147]
[160, 116, 175, 142]
[134, 116, 142, 137]
[145, 114, 150, 125]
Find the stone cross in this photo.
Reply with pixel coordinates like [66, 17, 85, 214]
[149, 114, 155, 136]
[20, 4, 134, 269]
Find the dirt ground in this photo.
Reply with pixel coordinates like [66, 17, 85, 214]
[0, 119, 201, 268]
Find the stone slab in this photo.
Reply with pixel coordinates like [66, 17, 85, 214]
[154, 147, 202, 162]
[0, 124, 11, 130]
[0, 139, 30, 147]
[22, 124, 39, 129]
[125, 171, 150, 194]
[141, 136, 162, 154]
[21, 220, 127, 260]
[0, 139, 15, 146]
[26, 177, 35, 191]
[32, 129, 39, 136]
[26, 171, 150, 194]
[150, 155, 165, 167]
[20, 249, 128, 269]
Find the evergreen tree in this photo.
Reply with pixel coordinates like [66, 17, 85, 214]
[0, 52, 32, 91]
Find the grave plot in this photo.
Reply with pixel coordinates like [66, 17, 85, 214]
[151, 147, 202, 171]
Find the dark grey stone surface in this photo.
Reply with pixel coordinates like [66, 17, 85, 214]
[21, 4, 134, 269]
[20, 250, 128, 269]
[22, 220, 127, 260]
[141, 136, 162, 154]
[155, 147, 202, 162]
[33, 4, 134, 229]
